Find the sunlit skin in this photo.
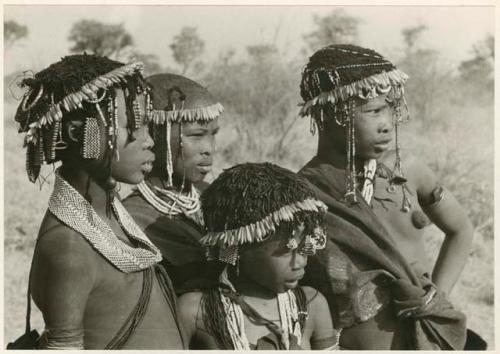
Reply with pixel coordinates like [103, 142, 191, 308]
[30, 89, 184, 349]
[238, 226, 309, 295]
[317, 93, 394, 165]
[178, 225, 335, 349]
[314, 92, 474, 349]
[147, 118, 219, 192]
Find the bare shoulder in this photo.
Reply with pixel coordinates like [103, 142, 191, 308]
[300, 286, 328, 309]
[299, 286, 334, 343]
[179, 291, 203, 309]
[178, 291, 204, 322]
[35, 212, 98, 274]
[31, 213, 99, 325]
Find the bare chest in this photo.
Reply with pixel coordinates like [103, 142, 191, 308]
[84, 261, 183, 349]
[369, 175, 431, 270]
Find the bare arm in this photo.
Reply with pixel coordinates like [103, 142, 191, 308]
[412, 158, 474, 295]
[302, 286, 338, 350]
[31, 227, 97, 349]
[178, 291, 203, 349]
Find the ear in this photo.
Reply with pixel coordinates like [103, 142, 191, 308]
[66, 120, 84, 143]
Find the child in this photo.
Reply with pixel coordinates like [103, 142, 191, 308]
[123, 73, 224, 293]
[178, 163, 339, 350]
[298, 44, 472, 349]
[13, 55, 184, 349]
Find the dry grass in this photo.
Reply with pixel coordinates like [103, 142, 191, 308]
[3, 100, 494, 348]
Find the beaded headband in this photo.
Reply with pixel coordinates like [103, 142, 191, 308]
[299, 45, 408, 119]
[15, 55, 149, 183]
[151, 102, 224, 124]
[299, 44, 411, 207]
[200, 162, 327, 265]
[146, 73, 224, 187]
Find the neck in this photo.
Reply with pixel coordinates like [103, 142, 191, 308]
[146, 174, 192, 193]
[316, 147, 366, 171]
[59, 164, 111, 219]
[229, 268, 276, 300]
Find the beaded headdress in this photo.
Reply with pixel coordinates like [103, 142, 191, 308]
[14, 54, 151, 185]
[200, 162, 327, 265]
[300, 44, 410, 207]
[146, 73, 224, 187]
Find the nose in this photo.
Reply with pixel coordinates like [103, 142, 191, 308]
[378, 111, 394, 134]
[201, 135, 215, 156]
[142, 127, 154, 150]
[291, 251, 307, 270]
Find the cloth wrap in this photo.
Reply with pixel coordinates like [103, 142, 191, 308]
[123, 188, 223, 294]
[298, 157, 466, 350]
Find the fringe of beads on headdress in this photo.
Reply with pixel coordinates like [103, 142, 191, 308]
[200, 198, 327, 247]
[148, 102, 223, 188]
[24, 62, 145, 129]
[300, 69, 411, 208]
[299, 68, 408, 118]
[151, 102, 224, 124]
[20, 61, 148, 184]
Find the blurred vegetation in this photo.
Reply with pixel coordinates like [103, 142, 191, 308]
[4, 20, 28, 49]
[68, 19, 134, 59]
[3, 12, 494, 346]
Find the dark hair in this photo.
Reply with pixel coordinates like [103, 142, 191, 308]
[202, 162, 323, 233]
[15, 54, 149, 182]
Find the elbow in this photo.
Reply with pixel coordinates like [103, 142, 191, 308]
[446, 221, 474, 245]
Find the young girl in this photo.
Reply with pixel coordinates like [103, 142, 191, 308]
[123, 73, 224, 294]
[179, 162, 340, 350]
[14, 54, 184, 349]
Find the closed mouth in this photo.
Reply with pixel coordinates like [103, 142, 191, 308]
[198, 164, 212, 173]
[287, 271, 305, 283]
[373, 140, 392, 150]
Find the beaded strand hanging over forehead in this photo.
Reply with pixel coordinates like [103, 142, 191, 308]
[146, 73, 224, 188]
[15, 54, 152, 186]
[299, 44, 410, 206]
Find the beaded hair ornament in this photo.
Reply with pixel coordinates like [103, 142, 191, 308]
[136, 74, 223, 222]
[300, 44, 411, 210]
[200, 162, 327, 265]
[147, 73, 223, 187]
[14, 54, 151, 186]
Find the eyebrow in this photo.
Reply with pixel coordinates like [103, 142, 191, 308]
[362, 102, 388, 111]
[185, 126, 220, 133]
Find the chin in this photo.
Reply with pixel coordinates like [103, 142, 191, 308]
[116, 174, 144, 185]
[360, 151, 384, 160]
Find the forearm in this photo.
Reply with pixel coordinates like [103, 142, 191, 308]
[432, 229, 473, 295]
[38, 328, 85, 349]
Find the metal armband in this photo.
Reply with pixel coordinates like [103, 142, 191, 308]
[425, 185, 445, 208]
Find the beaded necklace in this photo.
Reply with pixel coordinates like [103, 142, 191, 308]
[137, 181, 203, 224]
[218, 268, 302, 350]
[48, 170, 162, 273]
[361, 159, 377, 205]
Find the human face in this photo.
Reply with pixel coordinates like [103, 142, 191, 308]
[110, 89, 155, 184]
[170, 118, 219, 185]
[354, 93, 394, 160]
[239, 225, 309, 294]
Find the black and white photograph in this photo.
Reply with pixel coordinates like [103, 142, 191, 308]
[3, 2, 495, 350]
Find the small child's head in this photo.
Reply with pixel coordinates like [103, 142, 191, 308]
[146, 73, 223, 188]
[201, 162, 327, 293]
[15, 54, 154, 187]
[300, 44, 409, 202]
